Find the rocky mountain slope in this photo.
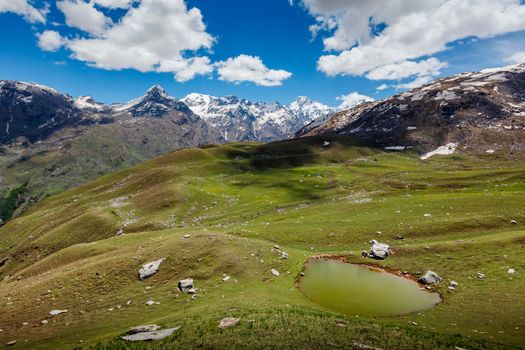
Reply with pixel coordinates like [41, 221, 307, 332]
[182, 94, 333, 141]
[0, 83, 221, 220]
[298, 64, 525, 155]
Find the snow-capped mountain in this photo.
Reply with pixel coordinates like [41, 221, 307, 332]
[289, 96, 335, 124]
[182, 93, 333, 141]
[298, 63, 525, 154]
[113, 85, 191, 117]
[74, 95, 108, 112]
[0, 80, 83, 144]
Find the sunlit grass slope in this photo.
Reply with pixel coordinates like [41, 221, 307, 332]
[0, 136, 524, 349]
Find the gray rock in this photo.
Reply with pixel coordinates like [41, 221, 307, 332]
[219, 317, 240, 329]
[128, 325, 161, 334]
[121, 327, 180, 341]
[369, 240, 390, 260]
[271, 269, 280, 277]
[419, 271, 443, 284]
[477, 272, 486, 280]
[178, 278, 194, 293]
[49, 309, 68, 316]
[138, 258, 166, 281]
[280, 251, 289, 259]
[6, 340, 16, 346]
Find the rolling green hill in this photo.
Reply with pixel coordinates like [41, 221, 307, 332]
[0, 136, 524, 349]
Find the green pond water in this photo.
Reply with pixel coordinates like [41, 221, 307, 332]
[299, 260, 441, 317]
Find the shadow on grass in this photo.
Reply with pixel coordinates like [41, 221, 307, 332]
[224, 135, 376, 170]
[220, 135, 379, 201]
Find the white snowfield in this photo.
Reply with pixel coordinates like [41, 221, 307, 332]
[420, 143, 458, 160]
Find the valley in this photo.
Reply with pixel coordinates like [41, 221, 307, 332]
[0, 136, 523, 349]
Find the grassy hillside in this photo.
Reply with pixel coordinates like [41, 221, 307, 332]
[0, 136, 524, 349]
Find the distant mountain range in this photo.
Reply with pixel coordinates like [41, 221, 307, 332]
[2, 63, 524, 220]
[0, 82, 334, 219]
[298, 63, 525, 155]
[182, 94, 334, 141]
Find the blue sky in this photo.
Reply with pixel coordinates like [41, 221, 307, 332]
[0, 0, 524, 106]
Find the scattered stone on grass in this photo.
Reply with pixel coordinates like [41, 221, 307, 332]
[49, 309, 68, 316]
[122, 327, 180, 341]
[138, 258, 166, 281]
[219, 317, 240, 329]
[511, 219, 518, 225]
[6, 340, 16, 346]
[222, 275, 231, 282]
[351, 340, 383, 350]
[280, 251, 289, 259]
[477, 273, 486, 280]
[419, 271, 442, 285]
[178, 278, 194, 293]
[271, 269, 280, 277]
[183, 235, 191, 239]
[508, 268, 516, 274]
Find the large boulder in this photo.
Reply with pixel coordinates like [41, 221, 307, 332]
[121, 327, 180, 341]
[419, 271, 443, 284]
[369, 240, 390, 260]
[138, 258, 166, 281]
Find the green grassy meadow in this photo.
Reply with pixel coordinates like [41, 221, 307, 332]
[0, 136, 524, 349]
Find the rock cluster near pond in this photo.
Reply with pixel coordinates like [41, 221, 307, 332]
[368, 240, 390, 260]
[138, 258, 166, 281]
[419, 271, 443, 284]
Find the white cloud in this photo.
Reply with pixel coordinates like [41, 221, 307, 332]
[337, 92, 374, 110]
[217, 55, 292, 87]
[0, 0, 46, 23]
[395, 75, 433, 90]
[376, 84, 389, 91]
[303, 0, 525, 78]
[507, 51, 525, 64]
[57, 0, 112, 36]
[37, 30, 64, 52]
[175, 57, 215, 83]
[91, 0, 134, 9]
[366, 58, 447, 81]
[63, 0, 215, 82]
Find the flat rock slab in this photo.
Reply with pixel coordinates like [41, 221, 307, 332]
[139, 258, 166, 280]
[121, 327, 180, 341]
[219, 317, 240, 329]
[128, 324, 161, 334]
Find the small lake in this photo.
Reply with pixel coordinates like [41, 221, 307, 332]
[299, 260, 441, 317]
